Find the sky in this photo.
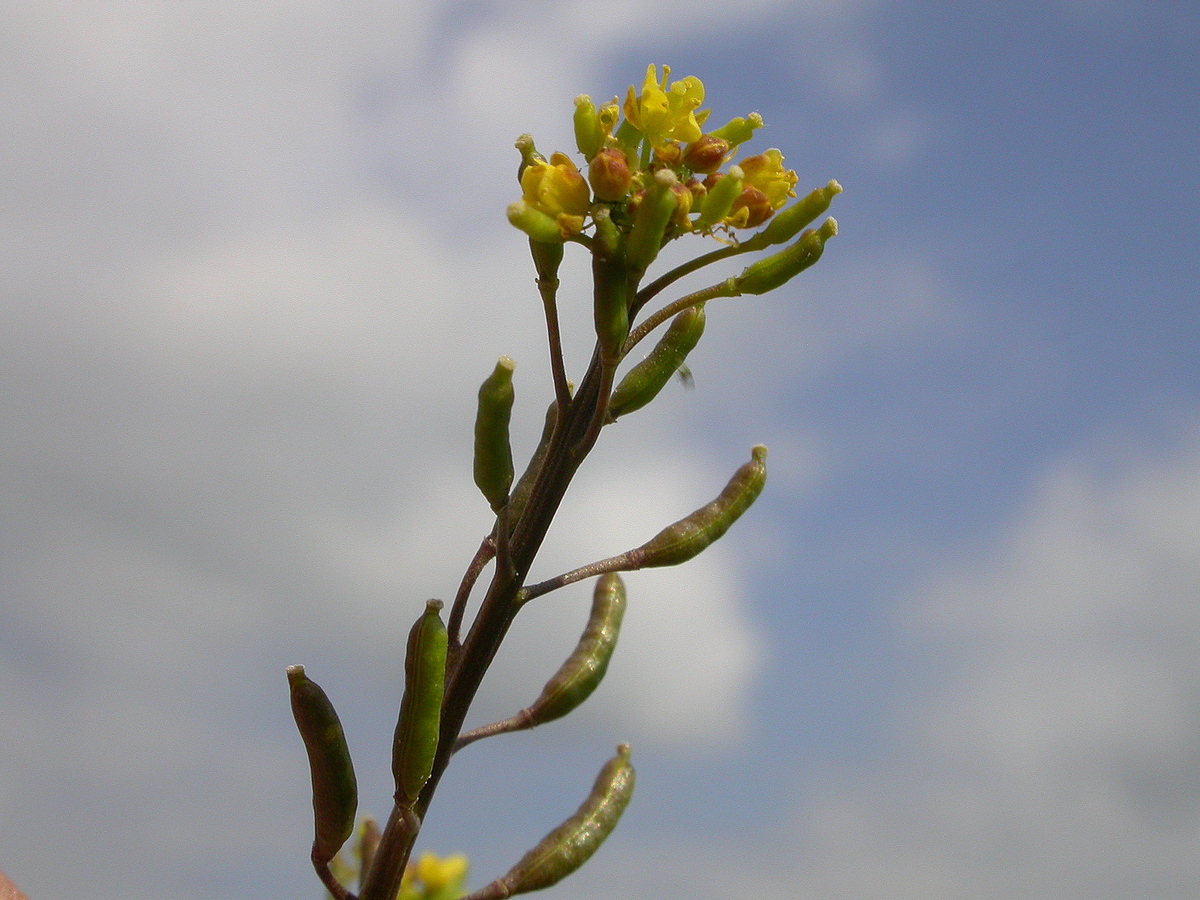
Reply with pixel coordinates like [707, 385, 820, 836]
[2, 1, 1199, 899]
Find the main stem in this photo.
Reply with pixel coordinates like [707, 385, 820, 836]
[358, 342, 614, 900]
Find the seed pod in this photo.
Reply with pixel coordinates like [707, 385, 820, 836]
[608, 304, 706, 421]
[733, 218, 838, 296]
[760, 179, 843, 246]
[514, 134, 547, 183]
[287, 665, 358, 865]
[692, 166, 743, 231]
[591, 207, 629, 363]
[474, 357, 516, 513]
[529, 237, 564, 284]
[632, 445, 767, 568]
[526, 574, 626, 725]
[507, 397, 561, 529]
[392, 600, 448, 805]
[469, 744, 636, 900]
[573, 95, 603, 161]
[625, 169, 679, 274]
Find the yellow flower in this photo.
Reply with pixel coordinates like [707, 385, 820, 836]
[415, 852, 469, 894]
[738, 149, 798, 211]
[623, 64, 709, 150]
[519, 151, 591, 237]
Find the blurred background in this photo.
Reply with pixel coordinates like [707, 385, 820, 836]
[3, 2, 1199, 898]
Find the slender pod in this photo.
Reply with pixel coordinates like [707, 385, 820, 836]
[392, 600, 448, 805]
[591, 207, 629, 363]
[474, 357, 516, 513]
[287, 665, 358, 865]
[506, 397, 560, 529]
[608, 304, 706, 421]
[733, 218, 838, 296]
[632, 445, 767, 568]
[465, 744, 636, 900]
[759, 179, 842, 246]
[692, 166, 743, 232]
[626, 170, 679, 274]
[528, 574, 626, 724]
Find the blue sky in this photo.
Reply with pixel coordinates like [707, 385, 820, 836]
[2, 2, 1199, 899]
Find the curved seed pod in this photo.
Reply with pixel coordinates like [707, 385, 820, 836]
[633, 445, 767, 568]
[474, 357, 516, 513]
[760, 179, 843, 246]
[287, 665, 358, 865]
[392, 600, 448, 805]
[591, 207, 629, 363]
[470, 744, 636, 900]
[626, 169, 679, 275]
[527, 573, 626, 725]
[733, 218, 838, 296]
[608, 304, 706, 421]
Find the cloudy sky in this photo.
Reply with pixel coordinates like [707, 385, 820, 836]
[3, 2, 1199, 899]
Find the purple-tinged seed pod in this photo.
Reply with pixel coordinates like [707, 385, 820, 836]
[287, 665, 358, 866]
[608, 304, 706, 421]
[527, 574, 626, 725]
[463, 744, 636, 900]
[631, 445, 767, 568]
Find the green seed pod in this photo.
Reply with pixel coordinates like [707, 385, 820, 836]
[608, 304, 706, 421]
[471, 744, 636, 899]
[287, 665, 358, 865]
[526, 574, 626, 725]
[573, 95, 603, 161]
[392, 600, 448, 805]
[625, 169, 679, 274]
[760, 179, 843, 246]
[591, 206, 629, 363]
[633, 445, 767, 568]
[692, 166, 743, 231]
[474, 357, 516, 513]
[706, 112, 764, 148]
[514, 134, 547, 183]
[507, 397, 561, 528]
[733, 218, 838, 296]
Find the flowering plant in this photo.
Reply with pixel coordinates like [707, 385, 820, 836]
[288, 64, 840, 900]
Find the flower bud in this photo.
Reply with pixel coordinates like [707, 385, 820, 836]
[760, 179, 843, 246]
[682, 134, 731, 173]
[508, 200, 568, 244]
[728, 185, 774, 229]
[733, 217, 838, 295]
[588, 147, 633, 201]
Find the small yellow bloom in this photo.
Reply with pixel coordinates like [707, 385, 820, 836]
[415, 852, 469, 893]
[738, 149, 798, 211]
[519, 151, 591, 237]
[623, 64, 709, 150]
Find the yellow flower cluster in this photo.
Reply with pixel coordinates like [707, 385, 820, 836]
[507, 64, 800, 244]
